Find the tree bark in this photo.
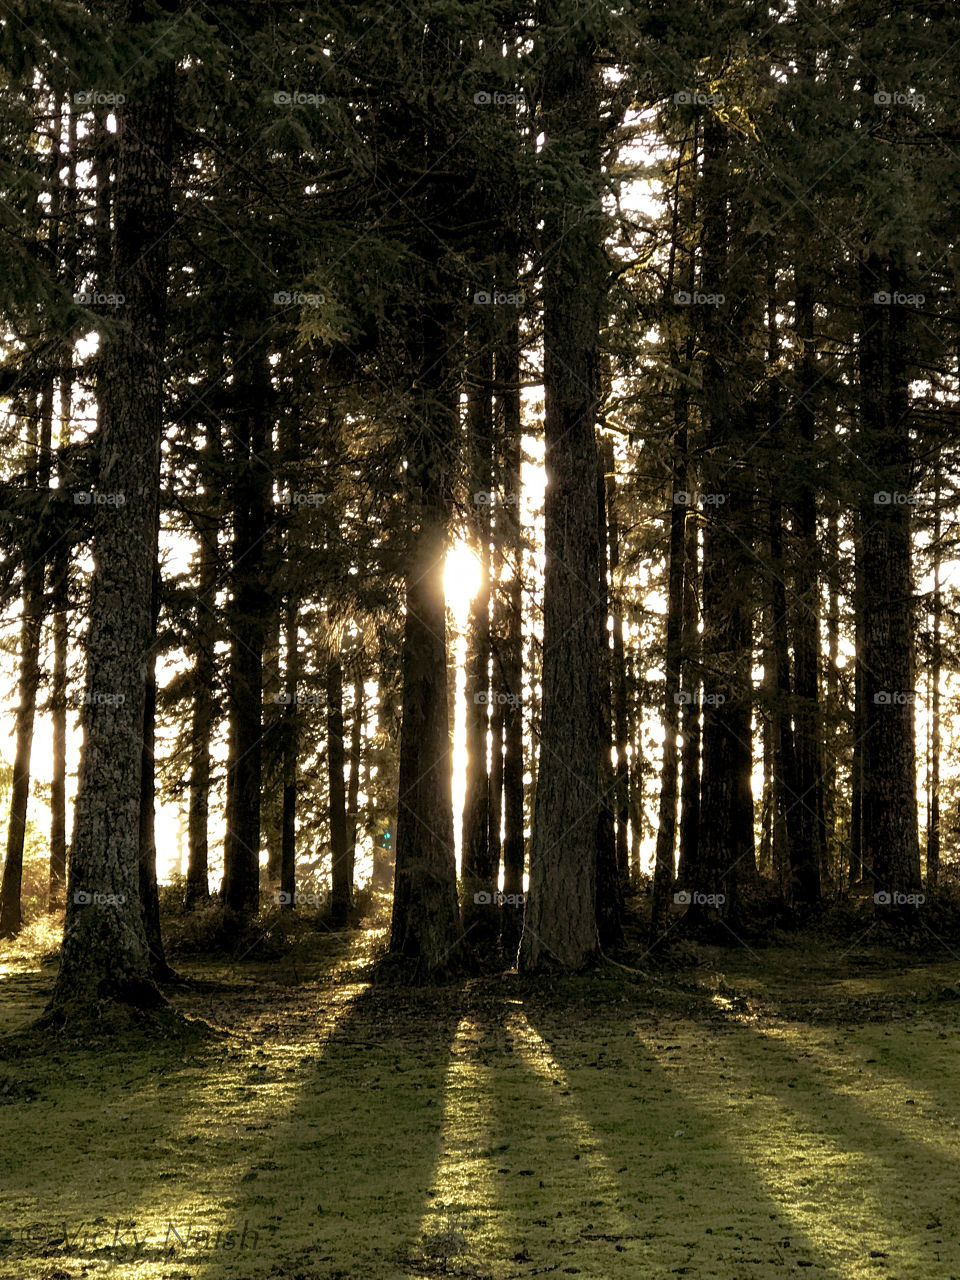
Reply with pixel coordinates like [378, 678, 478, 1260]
[857, 252, 922, 909]
[45, 38, 175, 1022]
[221, 324, 271, 921]
[520, 6, 604, 972]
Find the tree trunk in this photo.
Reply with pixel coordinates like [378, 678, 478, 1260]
[596, 439, 623, 948]
[328, 647, 351, 925]
[497, 324, 525, 962]
[927, 464, 941, 891]
[49, 100, 77, 913]
[520, 6, 604, 971]
[186, 462, 218, 908]
[857, 252, 922, 909]
[676, 500, 701, 887]
[606, 440, 631, 886]
[44, 42, 175, 1023]
[461, 341, 495, 947]
[280, 595, 299, 909]
[789, 267, 824, 905]
[221, 327, 271, 921]
[346, 663, 364, 889]
[137, 560, 170, 976]
[691, 116, 757, 923]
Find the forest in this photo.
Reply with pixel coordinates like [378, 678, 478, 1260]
[2, 1, 960, 1278]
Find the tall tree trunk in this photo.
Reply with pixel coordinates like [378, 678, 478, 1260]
[328, 645, 351, 925]
[650, 425, 688, 939]
[186, 462, 218, 908]
[45, 38, 175, 1022]
[857, 252, 922, 909]
[596, 439, 623, 948]
[927, 464, 941, 891]
[497, 323, 525, 961]
[49, 99, 77, 913]
[0, 379, 50, 938]
[676, 501, 701, 887]
[850, 521, 865, 885]
[221, 325, 271, 921]
[606, 441, 631, 886]
[692, 117, 758, 924]
[280, 595, 299, 909]
[461, 341, 495, 948]
[789, 266, 824, 905]
[138, 560, 170, 976]
[520, 5, 604, 972]
[262, 612, 283, 884]
[346, 662, 363, 888]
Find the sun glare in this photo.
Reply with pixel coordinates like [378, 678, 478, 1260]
[444, 541, 483, 625]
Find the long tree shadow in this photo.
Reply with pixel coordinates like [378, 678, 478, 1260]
[520, 981, 850, 1278]
[206, 971, 467, 1279]
[703, 1011, 960, 1273]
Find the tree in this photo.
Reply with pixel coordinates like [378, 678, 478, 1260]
[44, 9, 177, 1023]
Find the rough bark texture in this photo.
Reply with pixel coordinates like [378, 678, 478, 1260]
[857, 253, 922, 906]
[520, 7, 603, 971]
[690, 116, 756, 923]
[45, 40, 175, 1021]
[221, 324, 271, 920]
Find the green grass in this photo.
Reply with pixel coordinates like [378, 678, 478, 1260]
[2, 928, 960, 1278]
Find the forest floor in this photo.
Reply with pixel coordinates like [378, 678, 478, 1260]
[2, 912, 960, 1279]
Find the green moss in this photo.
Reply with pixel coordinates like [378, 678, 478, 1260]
[1, 931, 960, 1278]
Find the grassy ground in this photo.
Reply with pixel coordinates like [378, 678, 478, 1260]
[2, 918, 960, 1279]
